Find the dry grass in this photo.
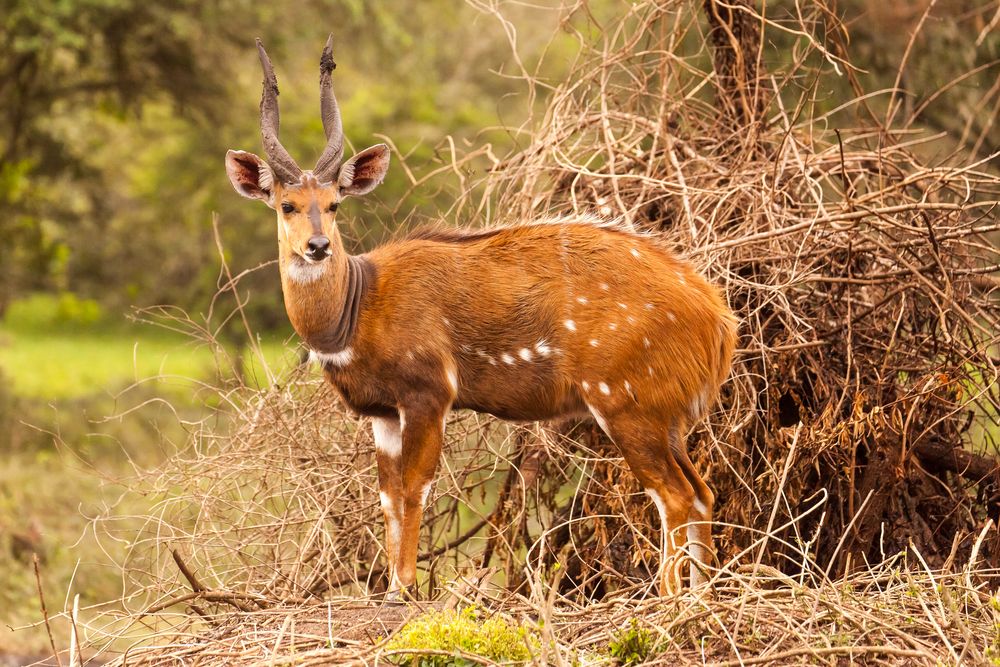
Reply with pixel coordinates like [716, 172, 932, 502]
[25, 0, 1000, 664]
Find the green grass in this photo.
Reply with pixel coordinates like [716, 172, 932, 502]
[0, 448, 150, 655]
[0, 294, 295, 399]
[0, 293, 299, 656]
[386, 606, 539, 666]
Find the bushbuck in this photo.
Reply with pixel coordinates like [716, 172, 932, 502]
[225, 37, 737, 597]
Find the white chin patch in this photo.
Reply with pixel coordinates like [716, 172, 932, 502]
[285, 258, 327, 284]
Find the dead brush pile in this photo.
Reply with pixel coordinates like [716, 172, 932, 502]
[77, 0, 1000, 665]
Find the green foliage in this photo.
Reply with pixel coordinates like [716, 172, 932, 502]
[386, 606, 538, 666]
[606, 619, 663, 666]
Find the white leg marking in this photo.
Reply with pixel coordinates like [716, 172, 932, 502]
[688, 499, 710, 585]
[379, 491, 395, 513]
[645, 488, 675, 551]
[420, 482, 433, 507]
[586, 403, 612, 438]
[387, 516, 402, 557]
[687, 524, 708, 571]
[692, 497, 708, 518]
[372, 415, 402, 458]
[314, 347, 354, 368]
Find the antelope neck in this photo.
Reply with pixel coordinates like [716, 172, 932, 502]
[288, 254, 373, 354]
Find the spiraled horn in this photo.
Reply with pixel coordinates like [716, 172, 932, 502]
[313, 34, 344, 182]
[256, 38, 303, 184]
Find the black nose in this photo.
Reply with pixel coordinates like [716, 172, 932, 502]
[306, 236, 331, 259]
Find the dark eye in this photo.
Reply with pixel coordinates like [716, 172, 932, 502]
[281, 202, 295, 215]
[328, 202, 339, 213]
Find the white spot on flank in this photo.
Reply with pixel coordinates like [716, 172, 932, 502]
[285, 260, 326, 284]
[631, 248, 641, 258]
[576, 296, 589, 305]
[600, 282, 609, 291]
[590, 339, 599, 347]
[643, 338, 651, 348]
[501, 353, 516, 365]
[618, 302, 628, 310]
[667, 311, 676, 322]
[627, 315, 636, 325]
[442, 317, 451, 327]
[535, 340, 553, 356]
[314, 347, 354, 368]
[624, 380, 632, 394]
[645, 303, 654, 310]
[599, 382, 610, 395]
[564, 319, 577, 332]
[372, 415, 402, 458]
[420, 482, 433, 507]
[581, 381, 591, 392]
[519, 348, 533, 361]
[676, 272, 686, 284]
[648, 366, 654, 377]
[609, 322, 618, 331]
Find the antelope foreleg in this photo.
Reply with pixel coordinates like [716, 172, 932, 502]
[376, 405, 445, 596]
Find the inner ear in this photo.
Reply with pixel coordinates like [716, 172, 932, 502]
[226, 150, 274, 203]
[338, 144, 390, 197]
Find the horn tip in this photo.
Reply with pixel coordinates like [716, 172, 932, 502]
[320, 34, 336, 71]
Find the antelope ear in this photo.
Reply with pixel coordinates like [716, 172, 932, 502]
[226, 150, 275, 205]
[338, 144, 390, 197]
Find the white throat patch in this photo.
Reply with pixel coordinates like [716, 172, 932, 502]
[285, 259, 327, 284]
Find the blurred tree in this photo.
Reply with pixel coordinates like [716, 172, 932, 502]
[0, 0, 260, 313]
[0, 0, 575, 329]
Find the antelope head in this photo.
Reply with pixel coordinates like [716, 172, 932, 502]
[225, 36, 390, 269]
